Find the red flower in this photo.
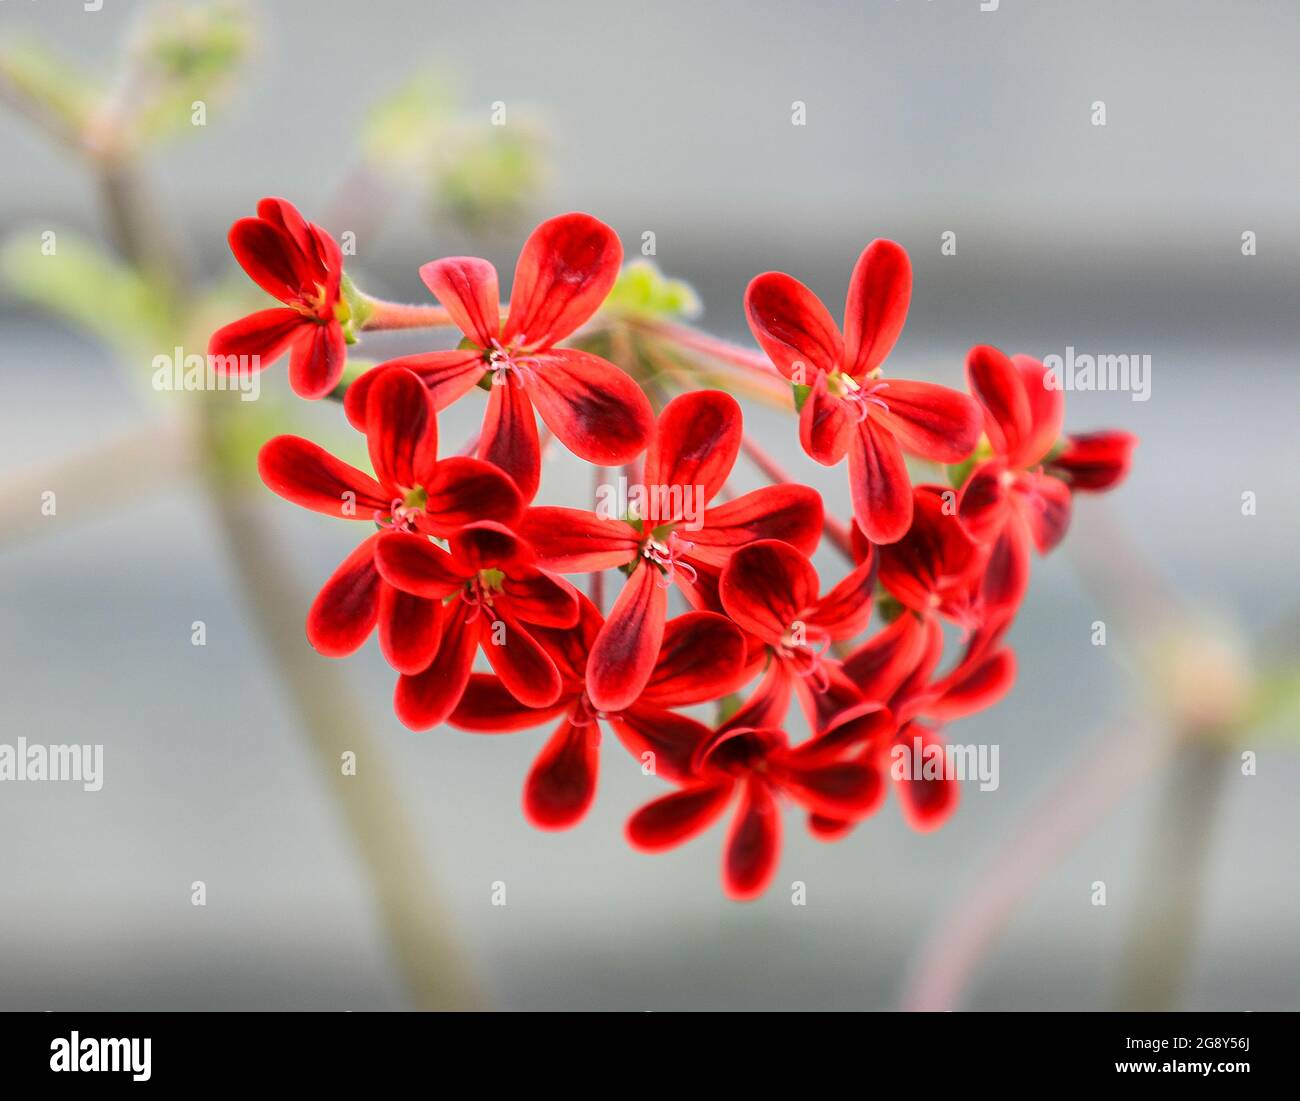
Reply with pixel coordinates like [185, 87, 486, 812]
[344, 213, 654, 501]
[257, 367, 523, 671]
[718, 538, 885, 735]
[1049, 430, 1138, 491]
[625, 674, 889, 900]
[814, 612, 1018, 836]
[520, 390, 824, 713]
[958, 347, 1073, 609]
[745, 240, 981, 543]
[449, 598, 749, 830]
[375, 521, 579, 730]
[878, 485, 988, 628]
[209, 197, 349, 399]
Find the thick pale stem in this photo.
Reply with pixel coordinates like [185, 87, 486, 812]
[361, 299, 455, 331]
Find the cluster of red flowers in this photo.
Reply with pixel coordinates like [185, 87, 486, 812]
[213, 199, 1136, 900]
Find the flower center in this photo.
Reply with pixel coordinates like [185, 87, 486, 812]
[641, 530, 697, 588]
[830, 371, 890, 422]
[377, 486, 427, 532]
[486, 337, 540, 387]
[775, 629, 831, 693]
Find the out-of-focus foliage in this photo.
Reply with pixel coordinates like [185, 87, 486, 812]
[605, 260, 701, 320]
[0, 38, 102, 143]
[126, 0, 255, 144]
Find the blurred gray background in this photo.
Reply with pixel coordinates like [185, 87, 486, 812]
[1, 0, 1297, 1010]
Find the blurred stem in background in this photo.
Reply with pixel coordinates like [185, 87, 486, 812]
[0, 0, 546, 1009]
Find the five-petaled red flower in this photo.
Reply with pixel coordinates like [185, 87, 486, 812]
[625, 675, 889, 901]
[209, 197, 349, 400]
[521, 390, 823, 713]
[257, 367, 522, 670]
[450, 597, 749, 830]
[344, 212, 654, 501]
[745, 240, 982, 544]
[374, 520, 579, 730]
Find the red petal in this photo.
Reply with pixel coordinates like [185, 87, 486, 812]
[344, 351, 486, 432]
[418, 256, 501, 347]
[966, 344, 1031, 459]
[519, 507, 639, 572]
[480, 612, 564, 708]
[957, 459, 1012, 544]
[805, 551, 876, 641]
[842, 611, 928, 702]
[258, 435, 387, 517]
[393, 602, 477, 730]
[889, 723, 960, 832]
[927, 647, 1016, 721]
[848, 417, 912, 544]
[585, 562, 667, 712]
[447, 520, 532, 572]
[638, 611, 748, 707]
[527, 349, 654, 467]
[500, 568, 580, 628]
[364, 367, 439, 493]
[788, 700, 894, 764]
[378, 583, 443, 675]
[255, 198, 317, 272]
[228, 216, 308, 302]
[611, 704, 714, 782]
[979, 512, 1032, 612]
[1011, 355, 1064, 467]
[878, 486, 980, 613]
[874, 379, 981, 464]
[689, 485, 824, 568]
[502, 212, 622, 347]
[523, 593, 604, 687]
[208, 308, 302, 370]
[1014, 471, 1072, 553]
[524, 717, 601, 829]
[843, 239, 911, 378]
[772, 755, 885, 820]
[449, 673, 569, 732]
[288, 320, 347, 400]
[479, 374, 541, 503]
[306, 536, 382, 657]
[723, 662, 795, 734]
[643, 390, 742, 521]
[719, 539, 819, 645]
[420, 456, 523, 537]
[374, 532, 468, 599]
[799, 372, 853, 464]
[724, 777, 782, 900]
[1051, 431, 1137, 492]
[744, 271, 844, 380]
[625, 781, 734, 852]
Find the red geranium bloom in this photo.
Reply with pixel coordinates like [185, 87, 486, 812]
[813, 611, 1018, 836]
[878, 485, 989, 628]
[520, 390, 824, 713]
[958, 347, 1073, 609]
[257, 367, 523, 671]
[718, 538, 887, 737]
[449, 597, 749, 830]
[374, 521, 579, 730]
[624, 674, 889, 901]
[344, 212, 654, 501]
[1049, 430, 1138, 491]
[209, 197, 349, 399]
[745, 240, 982, 543]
